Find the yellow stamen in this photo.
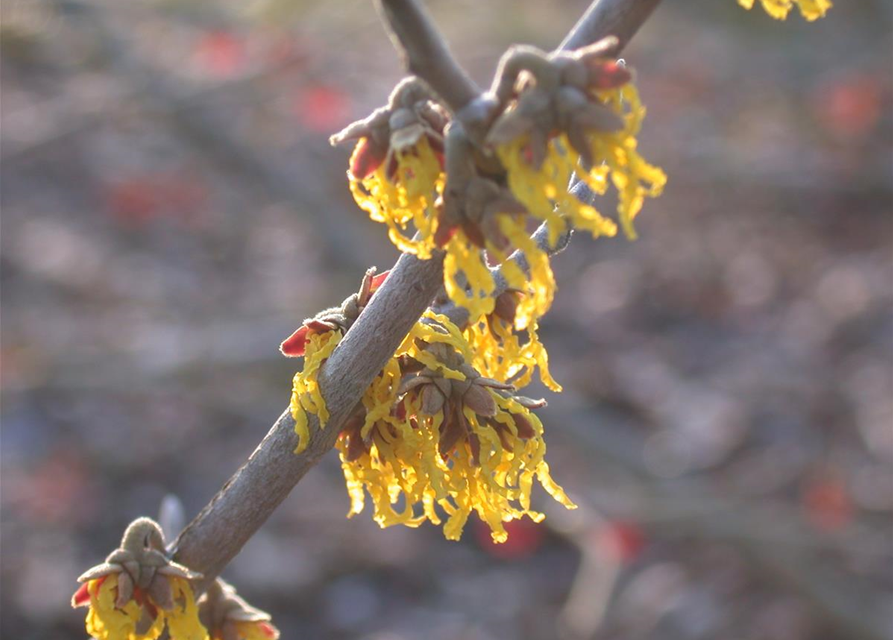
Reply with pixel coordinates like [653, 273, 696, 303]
[335, 312, 574, 543]
[348, 137, 442, 258]
[289, 330, 342, 453]
[738, 0, 831, 20]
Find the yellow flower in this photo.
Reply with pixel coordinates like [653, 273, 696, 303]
[282, 268, 390, 453]
[442, 229, 498, 323]
[349, 136, 443, 258]
[497, 81, 665, 243]
[165, 579, 208, 640]
[465, 302, 561, 393]
[337, 311, 575, 543]
[78, 574, 164, 640]
[289, 329, 342, 453]
[72, 519, 208, 640]
[738, 0, 831, 20]
[494, 216, 556, 329]
[442, 215, 554, 331]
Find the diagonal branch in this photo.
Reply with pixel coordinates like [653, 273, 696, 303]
[171, 0, 662, 591]
[173, 250, 444, 591]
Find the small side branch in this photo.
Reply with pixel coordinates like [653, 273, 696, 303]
[375, 0, 481, 111]
[559, 0, 663, 51]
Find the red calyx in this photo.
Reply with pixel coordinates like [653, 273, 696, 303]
[433, 222, 458, 247]
[369, 270, 389, 293]
[427, 134, 446, 170]
[280, 326, 311, 358]
[588, 60, 632, 90]
[349, 138, 388, 180]
[71, 581, 93, 607]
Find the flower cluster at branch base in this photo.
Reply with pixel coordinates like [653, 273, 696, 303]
[71, 518, 207, 640]
[336, 310, 576, 542]
[198, 579, 279, 640]
[282, 270, 576, 542]
[738, 0, 831, 20]
[72, 519, 280, 640]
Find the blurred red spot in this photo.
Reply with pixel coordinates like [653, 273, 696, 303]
[598, 520, 645, 563]
[13, 450, 95, 525]
[474, 518, 544, 559]
[258, 622, 278, 638]
[813, 74, 883, 140]
[104, 172, 207, 228]
[293, 84, 351, 133]
[803, 475, 853, 532]
[106, 179, 159, 225]
[194, 30, 246, 78]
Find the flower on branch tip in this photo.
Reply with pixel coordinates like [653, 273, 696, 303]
[71, 517, 207, 640]
[737, 0, 831, 20]
[198, 579, 279, 640]
[283, 268, 388, 453]
[331, 78, 448, 257]
[488, 37, 666, 242]
[336, 311, 576, 543]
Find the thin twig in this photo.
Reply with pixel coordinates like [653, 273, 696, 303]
[559, 0, 663, 51]
[375, 0, 481, 111]
[171, 0, 663, 590]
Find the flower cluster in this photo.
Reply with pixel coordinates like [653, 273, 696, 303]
[71, 518, 207, 640]
[333, 37, 665, 328]
[336, 310, 575, 542]
[284, 20, 826, 543]
[485, 38, 666, 325]
[283, 270, 576, 542]
[489, 41, 666, 245]
[738, 0, 831, 20]
[72, 519, 279, 640]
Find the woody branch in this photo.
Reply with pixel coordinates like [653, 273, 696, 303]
[172, 0, 662, 592]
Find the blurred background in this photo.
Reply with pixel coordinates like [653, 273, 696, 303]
[2, 1, 891, 639]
